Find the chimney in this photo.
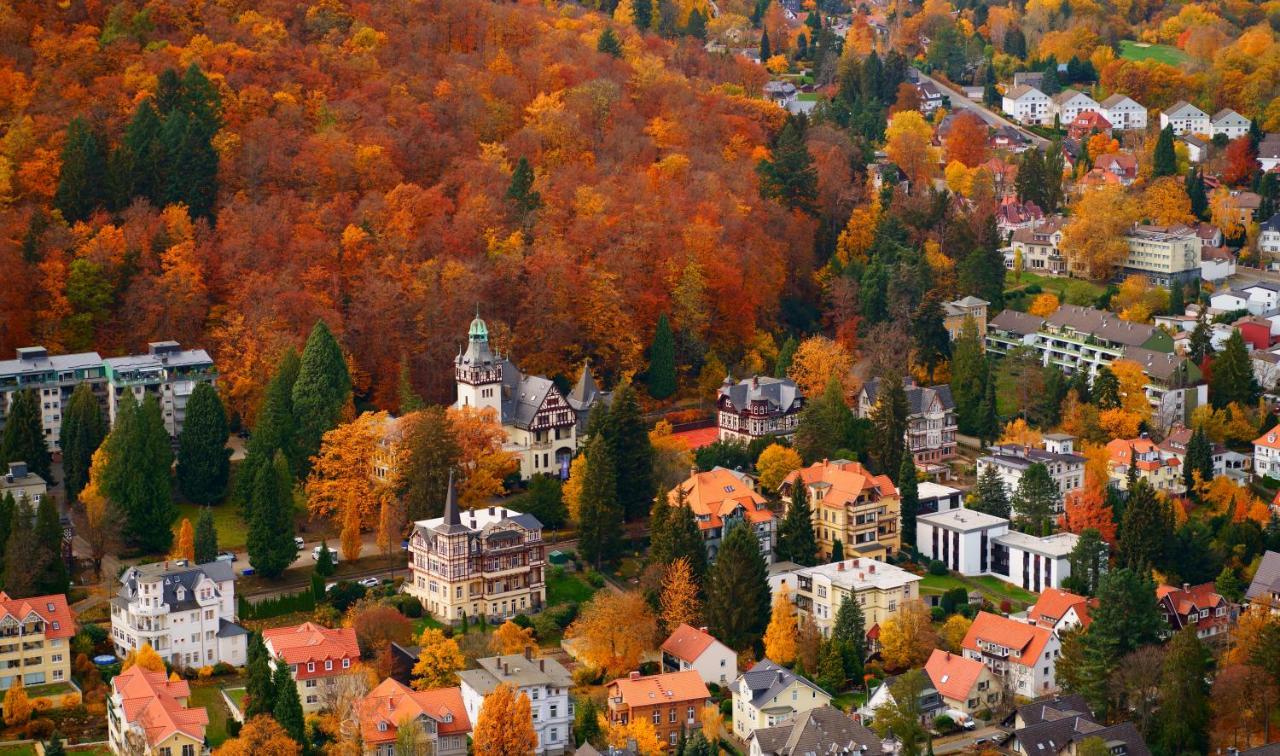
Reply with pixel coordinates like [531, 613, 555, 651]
[489, 506, 495, 516]
[945, 652, 951, 660]
[629, 671, 640, 680]
[524, 646, 533, 661]
[539, 659, 545, 672]
[6, 461, 26, 479]
[1182, 583, 1190, 593]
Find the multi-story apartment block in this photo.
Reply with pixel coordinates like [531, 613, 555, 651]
[1049, 89, 1100, 124]
[108, 666, 207, 756]
[916, 508, 1082, 592]
[780, 459, 901, 560]
[1122, 225, 1202, 289]
[768, 558, 921, 637]
[1100, 94, 1146, 130]
[1123, 346, 1206, 430]
[0, 347, 106, 451]
[406, 479, 545, 623]
[103, 342, 216, 438]
[358, 679, 470, 756]
[1211, 108, 1251, 139]
[716, 375, 804, 443]
[943, 297, 989, 340]
[962, 611, 1061, 699]
[1002, 85, 1051, 126]
[454, 315, 608, 478]
[460, 652, 572, 754]
[1106, 437, 1183, 494]
[263, 622, 361, 713]
[606, 670, 710, 750]
[1161, 101, 1210, 135]
[732, 660, 831, 740]
[669, 467, 775, 563]
[0, 592, 75, 691]
[110, 561, 248, 669]
[856, 377, 957, 467]
[977, 434, 1085, 504]
[1006, 217, 1066, 275]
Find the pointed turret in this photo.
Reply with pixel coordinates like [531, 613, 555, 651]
[442, 470, 460, 527]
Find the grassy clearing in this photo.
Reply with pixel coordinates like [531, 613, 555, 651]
[26, 681, 77, 698]
[190, 684, 233, 747]
[918, 572, 1038, 611]
[1119, 40, 1188, 66]
[174, 502, 249, 550]
[548, 570, 598, 606]
[0, 745, 36, 756]
[66, 747, 111, 756]
[1004, 270, 1107, 308]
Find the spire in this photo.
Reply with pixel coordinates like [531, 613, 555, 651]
[443, 470, 460, 526]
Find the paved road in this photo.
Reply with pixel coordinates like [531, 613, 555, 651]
[916, 71, 1051, 150]
[933, 725, 1010, 754]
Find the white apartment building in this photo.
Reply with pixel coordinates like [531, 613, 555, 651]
[1261, 214, 1280, 255]
[103, 342, 217, 438]
[1100, 94, 1146, 130]
[459, 651, 573, 755]
[1002, 85, 1051, 126]
[0, 347, 107, 452]
[110, 561, 248, 669]
[1161, 101, 1210, 135]
[767, 558, 921, 637]
[1123, 225, 1202, 289]
[916, 508, 1081, 592]
[1211, 109, 1251, 139]
[1050, 89, 1100, 124]
[962, 612, 1061, 698]
[1255, 424, 1280, 480]
[976, 434, 1085, 507]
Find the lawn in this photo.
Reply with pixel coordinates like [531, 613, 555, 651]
[224, 687, 247, 715]
[547, 570, 598, 606]
[1004, 270, 1107, 308]
[918, 572, 1038, 611]
[175, 502, 248, 550]
[66, 747, 112, 756]
[831, 691, 867, 712]
[26, 681, 77, 698]
[1119, 40, 1189, 66]
[189, 684, 234, 747]
[0, 745, 35, 756]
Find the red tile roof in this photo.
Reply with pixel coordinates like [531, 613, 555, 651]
[924, 649, 986, 703]
[670, 468, 773, 532]
[358, 678, 470, 746]
[962, 612, 1053, 668]
[0, 591, 75, 639]
[1106, 438, 1179, 472]
[1026, 588, 1093, 630]
[1156, 583, 1228, 633]
[661, 624, 723, 663]
[783, 460, 898, 509]
[111, 666, 208, 747]
[607, 670, 710, 710]
[262, 622, 360, 678]
[1255, 424, 1280, 450]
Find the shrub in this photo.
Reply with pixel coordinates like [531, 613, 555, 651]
[585, 571, 606, 588]
[531, 613, 560, 640]
[212, 662, 235, 676]
[549, 603, 579, 628]
[25, 718, 54, 739]
[1025, 283, 1042, 295]
[32, 698, 52, 712]
[59, 693, 81, 709]
[927, 560, 947, 576]
[930, 606, 945, 622]
[393, 595, 423, 618]
[720, 699, 732, 716]
[933, 715, 955, 733]
[512, 614, 533, 629]
[227, 718, 242, 738]
[999, 599, 1012, 614]
[198, 666, 215, 679]
[941, 587, 969, 614]
[572, 665, 602, 686]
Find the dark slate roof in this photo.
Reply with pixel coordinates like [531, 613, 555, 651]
[1015, 716, 1150, 756]
[1262, 213, 1280, 234]
[500, 358, 562, 430]
[217, 619, 248, 638]
[1120, 346, 1194, 383]
[737, 659, 826, 708]
[1017, 694, 1091, 727]
[1241, 743, 1280, 755]
[1247, 550, 1280, 604]
[989, 310, 1045, 336]
[118, 561, 235, 611]
[862, 378, 954, 415]
[719, 376, 802, 413]
[750, 706, 883, 756]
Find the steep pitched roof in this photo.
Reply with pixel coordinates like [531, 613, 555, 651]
[782, 460, 897, 508]
[358, 678, 469, 746]
[111, 666, 208, 747]
[669, 467, 773, 532]
[609, 670, 709, 709]
[962, 612, 1053, 668]
[0, 592, 74, 639]
[262, 622, 360, 668]
[1253, 424, 1280, 451]
[736, 659, 826, 708]
[750, 706, 882, 756]
[719, 376, 803, 414]
[1026, 588, 1092, 629]
[1248, 551, 1280, 605]
[861, 377, 954, 416]
[661, 624, 726, 663]
[1165, 101, 1207, 119]
[923, 649, 986, 702]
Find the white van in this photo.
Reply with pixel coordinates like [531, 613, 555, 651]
[944, 709, 976, 730]
[312, 545, 339, 564]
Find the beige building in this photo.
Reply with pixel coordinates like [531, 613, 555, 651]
[780, 459, 902, 560]
[263, 622, 361, 713]
[0, 591, 75, 693]
[358, 679, 470, 756]
[732, 660, 832, 740]
[0, 461, 47, 505]
[1122, 225, 1202, 289]
[943, 297, 989, 341]
[768, 558, 921, 638]
[923, 649, 1003, 715]
[406, 477, 545, 623]
[108, 666, 207, 756]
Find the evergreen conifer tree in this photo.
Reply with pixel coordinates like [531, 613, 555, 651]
[869, 375, 908, 479]
[1156, 628, 1211, 755]
[976, 380, 998, 444]
[970, 465, 1010, 519]
[577, 436, 623, 568]
[831, 538, 844, 561]
[102, 394, 176, 554]
[1091, 366, 1119, 409]
[116, 99, 166, 207]
[1187, 169, 1209, 220]
[1065, 568, 1163, 716]
[194, 507, 218, 565]
[898, 450, 919, 551]
[0, 493, 14, 569]
[633, 0, 653, 28]
[816, 640, 846, 692]
[177, 382, 231, 504]
[1012, 462, 1059, 536]
[949, 318, 987, 435]
[246, 451, 297, 578]
[1153, 126, 1177, 177]
[1188, 307, 1213, 362]
[794, 377, 854, 463]
[756, 116, 818, 215]
[775, 336, 798, 378]
[1116, 478, 1171, 573]
[1183, 426, 1213, 493]
[272, 660, 306, 743]
[238, 348, 300, 507]
[3, 498, 44, 598]
[1210, 330, 1261, 409]
[654, 489, 707, 581]
[776, 478, 818, 566]
[60, 383, 105, 503]
[315, 541, 336, 577]
[597, 27, 623, 57]
[34, 495, 69, 595]
[1063, 528, 1108, 596]
[1, 390, 51, 483]
[606, 384, 654, 521]
[760, 30, 772, 60]
[686, 8, 707, 38]
[291, 321, 352, 477]
[647, 314, 678, 400]
[54, 117, 108, 222]
[506, 157, 542, 222]
[831, 596, 866, 679]
[397, 357, 424, 414]
[704, 522, 771, 651]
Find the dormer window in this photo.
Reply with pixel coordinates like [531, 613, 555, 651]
[342, 658, 351, 669]
[378, 722, 388, 732]
[307, 662, 315, 672]
[325, 660, 333, 671]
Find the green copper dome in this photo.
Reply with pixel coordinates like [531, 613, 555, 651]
[468, 315, 489, 341]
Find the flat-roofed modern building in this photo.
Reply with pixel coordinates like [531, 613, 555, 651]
[768, 558, 921, 637]
[917, 508, 1083, 593]
[104, 342, 216, 437]
[0, 347, 106, 451]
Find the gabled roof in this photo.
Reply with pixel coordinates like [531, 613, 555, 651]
[358, 678, 469, 746]
[1101, 94, 1141, 108]
[719, 375, 803, 414]
[262, 622, 360, 668]
[1247, 550, 1280, 604]
[924, 649, 986, 702]
[1004, 84, 1046, 100]
[0, 592, 74, 639]
[111, 666, 208, 747]
[458, 652, 571, 695]
[1165, 101, 1208, 119]
[669, 467, 773, 532]
[609, 670, 709, 709]
[861, 377, 954, 416]
[1156, 582, 1225, 620]
[1026, 588, 1092, 629]
[782, 459, 898, 508]
[1253, 424, 1280, 451]
[1051, 88, 1096, 106]
[736, 659, 827, 708]
[750, 706, 882, 756]
[1212, 108, 1248, 123]
[962, 611, 1053, 668]
[661, 624, 728, 664]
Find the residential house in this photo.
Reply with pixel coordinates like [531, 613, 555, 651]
[1012, 72, 1045, 89]
[923, 649, 1003, 715]
[1101, 94, 1146, 130]
[916, 81, 945, 113]
[1158, 425, 1249, 481]
[406, 478, 545, 623]
[607, 670, 710, 749]
[1212, 108, 1252, 139]
[962, 611, 1061, 698]
[263, 622, 361, 713]
[1025, 588, 1092, 633]
[996, 198, 1044, 238]
[108, 666, 208, 756]
[1007, 217, 1068, 276]
[460, 651, 573, 755]
[0, 461, 45, 505]
[915, 508, 1082, 592]
[111, 560, 247, 668]
[856, 377, 957, 467]
[1067, 110, 1111, 141]
[942, 296, 989, 340]
[1211, 281, 1280, 316]
[358, 679, 470, 756]
[1156, 583, 1230, 640]
[660, 624, 738, 686]
[1261, 213, 1280, 254]
[1246, 551, 1280, 613]
[1161, 101, 1211, 135]
[1260, 136, 1280, 172]
[669, 467, 775, 563]
[717, 375, 804, 443]
[103, 342, 217, 439]
[732, 660, 832, 740]
[1050, 90, 1100, 124]
[1003, 85, 1051, 126]
[1238, 314, 1278, 349]
[780, 459, 902, 560]
[858, 674, 943, 726]
[748, 706, 882, 756]
[1121, 346, 1206, 430]
[1008, 696, 1151, 756]
[1254, 424, 1280, 480]
[768, 558, 921, 637]
[985, 310, 1046, 354]
[1180, 133, 1210, 163]
[1234, 191, 1264, 223]
[763, 81, 798, 109]
[1201, 246, 1236, 283]
[1094, 153, 1138, 186]
[1123, 224, 1202, 289]
[1106, 437, 1183, 493]
[990, 126, 1030, 153]
[0, 591, 74, 691]
[976, 434, 1085, 502]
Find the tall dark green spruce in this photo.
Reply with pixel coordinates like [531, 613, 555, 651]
[831, 593, 866, 679]
[34, 495, 69, 595]
[1116, 477, 1172, 573]
[114, 99, 166, 207]
[506, 156, 542, 226]
[576, 435, 623, 569]
[194, 506, 218, 565]
[60, 383, 106, 503]
[650, 486, 708, 580]
[1153, 125, 1177, 177]
[1183, 426, 1213, 493]
[794, 376, 855, 463]
[597, 27, 623, 57]
[776, 478, 818, 566]
[246, 451, 297, 578]
[54, 117, 109, 222]
[757, 115, 818, 215]
[162, 64, 222, 220]
[101, 394, 176, 554]
[704, 521, 771, 652]
[1210, 330, 1261, 409]
[1156, 628, 1211, 755]
[3, 498, 44, 598]
[0, 493, 13, 570]
[604, 384, 655, 521]
[273, 659, 306, 743]
[869, 375, 908, 479]
[969, 464, 1010, 519]
[949, 318, 988, 434]
[238, 347, 300, 508]
[898, 449, 919, 551]
[1, 389, 51, 483]
[1012, 462, 1059, 536]
[291, 321, 352, 477]
[647, 314, 678, 400]
[177, 382, 231, 504]
[244, 633, 275, 718]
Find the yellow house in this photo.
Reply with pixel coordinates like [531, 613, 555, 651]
[0, 591, 76, 694]
[108, 666, 208, 756]
[768, 558, 921, 639]
[731, 660, 832, 740]
[780, 460, 902, 560]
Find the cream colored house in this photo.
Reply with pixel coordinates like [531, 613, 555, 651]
[924, 649, 1003, 715]
[0, 591, 75, 692]
[732, 660, 832, 740]
[263, 622, 361, 713]
[768, 559, 920, 638]
[780, 460, 902, 560]
[108, 666, 208, 756]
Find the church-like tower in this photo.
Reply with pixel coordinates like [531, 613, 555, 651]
[454, 315, 502, 414]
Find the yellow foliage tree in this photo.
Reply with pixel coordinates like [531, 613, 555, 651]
[944, 160, 975, 196]
[763, 584, 798, 664]
[214, 716, 301, 756]
[787, 335, 854, 398]
[474, 683, 539, 756]
[1111, 276, 1168, 325]
[174, 518, 195, 562]
[340, 500, 363, 562]
[1143, 177, 1195, 226]
[659, 557, 701, 633]
[999, 418, 1042, 448]
[1028, 293, 1060, 317]
[1210, 185, 1245, 240]
[885, 110, 939, 189]
[305, 410, 387, 528]
[765, 55, 790, 74]
[1060, 185, 1140, 280]
[491, 621, 537, 655]
[411, 628, 465, 689]
[879, 599, 937, 670]
[1109, 359, 1153, 419]
[1097, 408, 1143, 439]
[447, 406, 519, 509]
[3, 678, 31, 727]
[566, 591, 658, 678]
[756, 443, 803, 491]
[122, 643, 167, 673]
[601, 712, 665, 756]
[938, 614, 972, 653]
[563, 454, 588, 522]
[834, 205, 879, 267]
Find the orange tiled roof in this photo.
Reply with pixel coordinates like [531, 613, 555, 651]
[670, 468, 773, 532]
[263, 622, 360, 673]
[924, 649, 986, 703]
[1156, 583, 1225, 616]
[1255, 424, 1280, 450]
[1106, 438, 1178, 472]
[111, 666, 208, 747]
[962, 611, 1053, 668]
[358, 678, 469, 746]
[783, 460, 897, 509]
[1026, 588, 1093, 629]
[661, 624, 721, 663]
[0, 591, 75, 639]
[608, 670, 710, 710]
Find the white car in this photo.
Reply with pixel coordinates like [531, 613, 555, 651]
[312, 545, 339, 564]
[294, 536, 305, 549]
[358, 577, 380, 589]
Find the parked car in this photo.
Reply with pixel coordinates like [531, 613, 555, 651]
[358, 577, 380, 589]
[944, 709, 977, 730]
[215, 552, 236, 563]
[295, 536, 305, 549]
[312, 545, 339, 564]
